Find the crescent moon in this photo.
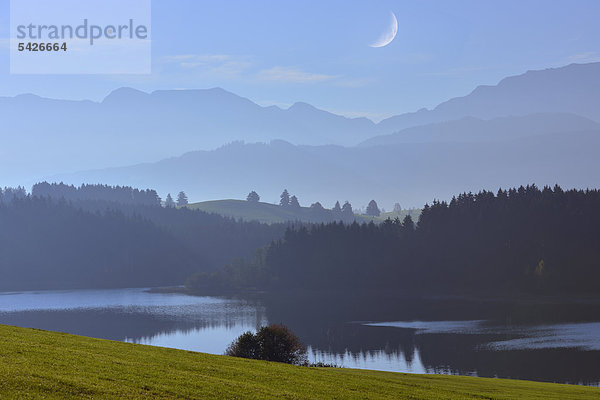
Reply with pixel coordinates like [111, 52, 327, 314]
[370, 12, 398, 48]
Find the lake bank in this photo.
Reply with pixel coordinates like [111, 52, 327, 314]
[2, 288, 599, 385]
[1, 324, 598, 399]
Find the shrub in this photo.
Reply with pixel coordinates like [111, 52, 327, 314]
[225, 324, 307, 366]
[225, 331, 260, 359]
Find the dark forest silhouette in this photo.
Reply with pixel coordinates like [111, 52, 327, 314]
[0, 185, 289, 290]
[187, 185, 600, 295]
[32, 182, 161, 206]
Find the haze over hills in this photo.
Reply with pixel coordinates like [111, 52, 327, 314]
[359, 113, 600, 146]
[376, 62, 600, 132]
[1, 62, 600, 188]
[52, 126, 600, 208]
[0, 87, 375, 185]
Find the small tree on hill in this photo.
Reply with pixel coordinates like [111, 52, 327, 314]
[225, 324, 307, 366]
[310, 202, 324, 211]
[332, 201, 342, 219]
[165, 193, 175, 208]
[341, 201, 354, 220]
[366, 200, 381, 217]
[289, 195, 300, 209]
[247, 191, 260, 203]
[177, 191, 188, 206]
[224, 331, 260, 359]
[280, 189, 290, 207]
[393, 203, 402, 214]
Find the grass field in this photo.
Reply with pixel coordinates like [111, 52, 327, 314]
[185, 199, 306, 223]
[1, 324, 598, 399]
[185, 199, 420, 224]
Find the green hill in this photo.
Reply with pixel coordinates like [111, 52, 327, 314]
[185, 199, 307, 224]
[185, 199, 420, 224]
[1, 324, 598, 399]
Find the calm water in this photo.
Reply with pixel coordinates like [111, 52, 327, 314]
[1, 288, 599, 385]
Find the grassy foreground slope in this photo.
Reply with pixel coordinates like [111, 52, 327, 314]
[1, 325, 598, 400]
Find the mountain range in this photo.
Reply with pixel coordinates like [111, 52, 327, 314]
[2, 62, 599, 206]
[53, 123, 600, 208]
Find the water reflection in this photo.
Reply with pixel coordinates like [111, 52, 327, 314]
[1, 288, 599, 385]
[0, 288, 267, 343]
[126, 327, 254, 354]
[310, 347, 429, 374]
[486, 323, 600, 351]
[365, 320, 485, 334]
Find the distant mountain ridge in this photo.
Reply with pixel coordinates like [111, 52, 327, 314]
[51, 126, 600, 208]
[2, 62, 600, 187]
[377, 62, 600, 132]
[360, 113, 600, 146]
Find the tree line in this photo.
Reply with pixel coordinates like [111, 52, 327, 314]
[187, 185, 600, 296]
[0, 185, 291, 291]
[0, 196, 196, 290]
[0, 186, 27, 203]
[32, 182, 162, 206]
[246, 189, 359, 223]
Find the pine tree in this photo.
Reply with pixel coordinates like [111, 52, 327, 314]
[280, 189, 290, 207]
[247, 191, 260, 202]
[366, 200, 381, 217]
[289, 195, 300, 209]
[341, 201, 354, 220]
[402, 214, 414, 231]
[393, 203, 402, 213]
[177, 191, 188, 206]
[332, 201, 341, 213]
[165, 193, 175, 208]
[310, 202, 324, 211]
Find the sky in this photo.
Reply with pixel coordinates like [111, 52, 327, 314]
[1, 0, 599, 121]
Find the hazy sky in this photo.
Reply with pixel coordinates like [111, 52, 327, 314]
[1, 0, 599, 120]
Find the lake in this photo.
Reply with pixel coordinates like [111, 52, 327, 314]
[0, 288, 599, 385]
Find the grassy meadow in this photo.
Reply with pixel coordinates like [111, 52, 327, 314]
[184, 199, 420, 224]
[1, 324, 598, 399]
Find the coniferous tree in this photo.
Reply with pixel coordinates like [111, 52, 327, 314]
[309, 202, 327, 221]
[402, 214, 414, 231]
[366, 200, 381, 217]
[310, 202, 324, 211]
[165, 193, 175, 208]
[341, 201, 354, 220]
[177, 191, 189, 206]
[332, 201, 341, 212]
[393, 203, 402, 213]
[280, 189, 290, 207]
[247, 191, 260, 202]
[331, 201, 342, 220]
[289, 195, 300, 209]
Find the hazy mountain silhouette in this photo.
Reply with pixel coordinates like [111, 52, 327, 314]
[51, 125, 600, 208]
[0, 87, 374, 185]
[360, 113, 600, 146]
[377, 62, 600, 132]
[3, 62, 600, 190]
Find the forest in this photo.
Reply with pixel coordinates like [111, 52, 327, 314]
[187, 185, 600, 295]
[31, 182, 162, 206]
[0, 184, 288, 290]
